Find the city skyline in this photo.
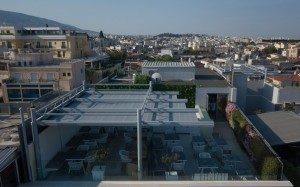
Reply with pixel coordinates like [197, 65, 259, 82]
[1, 0, 300, 38]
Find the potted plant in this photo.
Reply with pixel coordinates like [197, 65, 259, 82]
[96, 145, 110, 163]
[161, 152, 179, 171]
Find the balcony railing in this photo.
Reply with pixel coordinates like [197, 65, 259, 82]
[36, 45, 53, 49]
[3, 78, 58, 84]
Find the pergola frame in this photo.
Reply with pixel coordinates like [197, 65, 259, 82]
[30, 81, 209, 180]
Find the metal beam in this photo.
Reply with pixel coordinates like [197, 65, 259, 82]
[137, 109, 142, 180]
[144, 108, 198, 113]
[38, 113, 137, 116]
[30, 108, 43, 179]
[60, 108, 137, 113]
[38, 107, 199, 116]
[38, 120, 213, 127]
[38, 120, 138, 126]
[74, 98, 187, 103]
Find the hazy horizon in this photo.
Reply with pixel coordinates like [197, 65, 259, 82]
[1, 0, 300, 38]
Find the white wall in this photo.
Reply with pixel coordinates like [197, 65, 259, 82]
[39, 126, 79, 178]
[142, 67, 195, 81]
[196, 87, 235, 108]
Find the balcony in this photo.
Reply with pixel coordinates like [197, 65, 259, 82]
[36, 45, 53, 49]
[3, 78, 58, 84]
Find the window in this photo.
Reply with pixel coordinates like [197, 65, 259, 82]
[14, 73, 22, 81]
[57, 51, 61, 57]
[18, 62, 21, 66]
[24, 61, 27, 66]
[7, 41, 12, 48]
[29, 61, 33, 66]
[67, 73, 71, 76]
[36, 41, 40, 48]
[62, 42, 66, 48]
[63, 51, 66, 58]
[6, 30, 10, 34]
[48, 42, 52, 48]
[46, 73, 55, 81]
[1, 42, 5, 46]
[63, 73, 66, 76]
[30, 73, 39, 82]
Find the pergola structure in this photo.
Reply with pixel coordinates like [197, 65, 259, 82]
[28, 81, 213, 179]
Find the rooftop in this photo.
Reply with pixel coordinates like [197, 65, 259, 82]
[248, 111, 300, 146]
[38, 89, 211, 126]
[195, 68, 231, 87]
[268, 74, 300, 82]
[142, 61, 195, 68]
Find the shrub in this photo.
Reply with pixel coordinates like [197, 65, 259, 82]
[153, 84, 195, 108]
[261, 157, 279, 180]
[226, 105, 281, 180]
[283, 160, 300, 187]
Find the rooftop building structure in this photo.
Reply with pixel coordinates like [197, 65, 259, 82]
[0, 26, 90, 59]
[15, 82, 292, 186]
[1, 55, 85, 103]
[142, 61, 195, 81]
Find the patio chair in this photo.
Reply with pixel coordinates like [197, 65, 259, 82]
[119, 150, 132, 163]
[84, 140, 97, 150]
[97, 133, 108, 144]
[199, 152, 211, 158]
[193, 143, 206, 152]
[167, 142, 180, 151]
[124, 132, 133, 145]
[171, 145, 184, 153]
[171, 161, 185, 174]
[89, 128, 100, 134]
[76, 144, 90, 151]
[68, 160, 85, 174]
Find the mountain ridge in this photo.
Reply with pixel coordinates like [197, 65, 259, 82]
[0, 10, 97, 35]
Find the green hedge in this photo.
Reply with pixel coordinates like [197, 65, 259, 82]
[153, 84, 196, 108]
[227, 104, 280, 180]
[95, 84, 149, 90]
[283, 160, 300, 187]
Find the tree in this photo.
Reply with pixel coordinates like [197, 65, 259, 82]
[99, 30, 104, 38]
[134, 74, 149, 84]
[263, 46, 277, 54]
[159, 55, 173, 61]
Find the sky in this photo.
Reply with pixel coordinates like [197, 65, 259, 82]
[1, 0, 300, 38]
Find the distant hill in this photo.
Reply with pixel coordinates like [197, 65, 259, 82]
[156, 33, 196, 38]
[0, 10, 97, 35]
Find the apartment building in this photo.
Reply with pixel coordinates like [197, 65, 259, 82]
[0, 26, 90, 59]
[1, 52, 85, 103]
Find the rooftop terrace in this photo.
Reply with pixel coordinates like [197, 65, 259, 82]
[18, 82, 291, 186]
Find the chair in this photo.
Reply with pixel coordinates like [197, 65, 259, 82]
[76, 144, 90, 151]
[97, 133, 108, 144]
[68, 160, 85, 174]
[193, 143, 206, 154]
[171, 145, 184, 153]
[89, 128, 100, 134]
[92, 165, 106, 180]
[167, 142, 180, 151]
[119, 150, 132, 163]
[171, 161, 185, 174]
[126, 163, 138, 179]
[124, 132, 133, 145]
[199, 152, 211, 158]
[84, 140, 97, 150]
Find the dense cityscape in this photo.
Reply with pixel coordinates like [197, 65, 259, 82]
[0, 2, 300, 187]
